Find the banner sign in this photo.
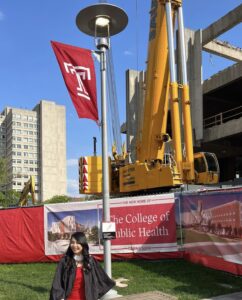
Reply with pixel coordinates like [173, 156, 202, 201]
[44, 194, 177, 255]
[51, 41, 98, 122]
[179, 190, 242, 265]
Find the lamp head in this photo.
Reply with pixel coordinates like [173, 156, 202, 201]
[76, 3, 128, 38]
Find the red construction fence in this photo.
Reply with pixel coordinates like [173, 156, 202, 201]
[0, 189, 242, 275]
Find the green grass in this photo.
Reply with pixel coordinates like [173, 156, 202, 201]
[0, 260, 241, 300]
[183, 228, 234, 243]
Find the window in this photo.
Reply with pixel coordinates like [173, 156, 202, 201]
[24, 123, 28, 128]
[28, 116, 33, 121]
[24, 145, 28, 149]
[17, 152, 21, 156]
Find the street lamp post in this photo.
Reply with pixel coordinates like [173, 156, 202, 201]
[76, 3, 128, 297]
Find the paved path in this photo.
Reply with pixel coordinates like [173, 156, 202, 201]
[202, 292, 242, 300]
[114, 291, 177, 300]
[113, 291, 242, 300]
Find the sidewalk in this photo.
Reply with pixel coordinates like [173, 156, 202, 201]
[114, 291, 176, 299]
[113, 291, 242, 300]
[202, 292, 242, 299]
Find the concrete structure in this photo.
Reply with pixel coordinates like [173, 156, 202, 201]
[123, 4, 242, 181]
[185, 4, 242, 181]
[121, 70, 145, 163]
[0, 100, 66, 201]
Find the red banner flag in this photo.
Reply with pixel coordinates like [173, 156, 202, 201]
[51, 41, 98, 122]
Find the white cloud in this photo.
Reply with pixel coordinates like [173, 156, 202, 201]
[67, 179, 79, 197]
[0, 11, 5, 21]
[67, 158, 78, 167]
[124, 50, 133, 56]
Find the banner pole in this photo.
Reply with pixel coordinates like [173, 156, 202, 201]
[97, 37, 112, 278]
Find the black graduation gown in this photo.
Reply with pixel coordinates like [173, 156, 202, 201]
[49, 256, 115, 300]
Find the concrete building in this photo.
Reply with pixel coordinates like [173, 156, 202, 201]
[0, 100, 66, 201]
[123, 4, 242, 182]
[184, 4, 242, 181]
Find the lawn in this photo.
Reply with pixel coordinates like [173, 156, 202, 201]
[0, 259, 241, 300]
[183, 228, 236, 244]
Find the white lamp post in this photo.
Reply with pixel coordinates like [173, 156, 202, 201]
[76, 4, 128, 298]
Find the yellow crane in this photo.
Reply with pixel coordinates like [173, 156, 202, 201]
[79, 0, 219, 195]
[18, 175, 36, 206]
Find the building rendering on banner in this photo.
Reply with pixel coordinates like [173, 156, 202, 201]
[0, 100, 67, 202]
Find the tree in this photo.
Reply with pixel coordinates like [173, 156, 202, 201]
[0, 157, 7, 188]
[44, 195, 71, 204]
[0, 190, 20, 208]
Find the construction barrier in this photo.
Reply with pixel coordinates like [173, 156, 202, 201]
[0, 188, 241, 275]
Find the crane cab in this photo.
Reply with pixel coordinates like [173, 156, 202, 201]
[194, 152, 220, 185]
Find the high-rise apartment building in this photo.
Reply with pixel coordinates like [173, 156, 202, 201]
[0, 100, 66, 201]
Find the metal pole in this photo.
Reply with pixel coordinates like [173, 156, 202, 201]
[178, 6, 195, 181]
[93, 137, 97, 156]
[165, 2, 183, 177]
[177, 6, 187, 84]
[165, 2, 176, 83]
[97, 37, 112, 278]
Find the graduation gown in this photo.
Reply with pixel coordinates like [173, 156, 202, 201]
[49, 256, 115, 300]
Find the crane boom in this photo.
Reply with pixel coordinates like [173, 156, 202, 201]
[78, 0, 220, 196]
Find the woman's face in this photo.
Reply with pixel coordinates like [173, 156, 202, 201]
[70, 237, 83, 255]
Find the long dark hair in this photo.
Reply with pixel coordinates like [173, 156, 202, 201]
[65, 232, 91, 271]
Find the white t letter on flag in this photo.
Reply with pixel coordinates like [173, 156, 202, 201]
[51, 41, 98, 122]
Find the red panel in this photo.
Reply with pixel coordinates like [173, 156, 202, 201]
[184, 251, 242, 276]
[0, 206, 45, 263]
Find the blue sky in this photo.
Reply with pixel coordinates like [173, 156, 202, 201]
[0, 0, 241, 196]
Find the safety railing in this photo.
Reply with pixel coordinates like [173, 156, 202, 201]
[203, 106, 242, 129]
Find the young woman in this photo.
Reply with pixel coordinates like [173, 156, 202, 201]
[49, 232, 115, 300]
